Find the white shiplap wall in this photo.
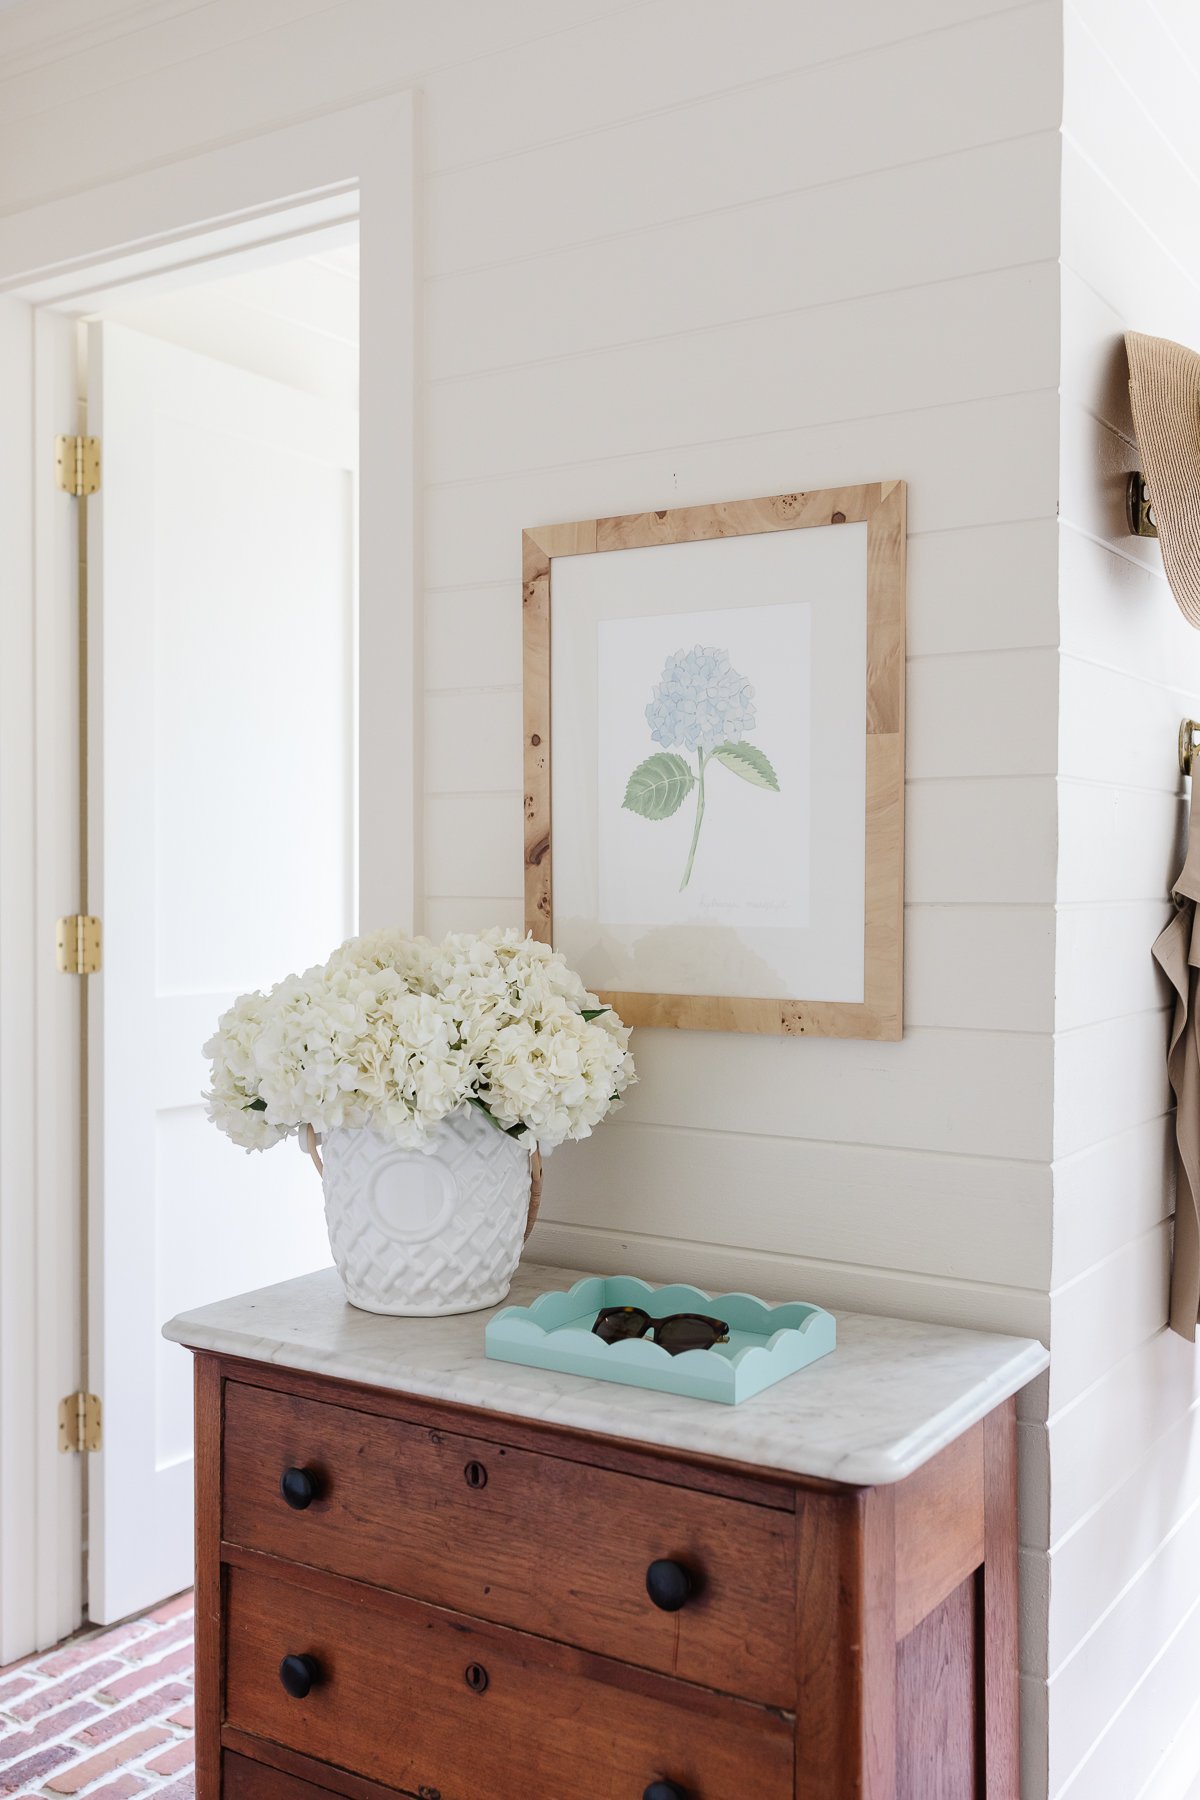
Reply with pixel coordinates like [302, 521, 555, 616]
[1050, 3, 1200, 1796]
[0, 0, 1070, 1778]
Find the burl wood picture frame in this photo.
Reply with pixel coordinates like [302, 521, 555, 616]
[523, 483, 905, 1039]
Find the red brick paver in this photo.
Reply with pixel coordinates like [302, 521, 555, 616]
[0, 1595, 194, 1800]
[76, 1689, 190, 1750]
[93, 1652, 193, 1710]
[45, 1730, 172, 1794]
[142, 1745, 191, 1781]
[0, 1703, 105, 1761]
[80, 1779, 148, 1800]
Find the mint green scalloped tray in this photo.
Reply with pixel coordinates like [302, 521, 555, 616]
[485, 1275, 836, 1404]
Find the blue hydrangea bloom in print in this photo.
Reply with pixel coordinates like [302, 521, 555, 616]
[623, 644, 780, 890]
[645, 646, 758, 754]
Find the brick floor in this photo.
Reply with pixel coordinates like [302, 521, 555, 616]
[0, 1597, 193, 1800]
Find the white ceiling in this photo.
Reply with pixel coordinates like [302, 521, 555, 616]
[99, 241, 360, 408]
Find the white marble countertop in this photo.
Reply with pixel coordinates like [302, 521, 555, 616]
[164, 1262, 1047, 1486]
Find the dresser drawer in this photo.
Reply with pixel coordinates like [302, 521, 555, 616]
[224, 1563, 793, 1800]
[224, 1752, 344, 1800]
[222, 1380, 795, 1707]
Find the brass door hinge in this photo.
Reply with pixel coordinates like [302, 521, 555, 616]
[58, 1392, 102, 1454]
[56, 914, 101, 974]
[55, 434, 100, 498]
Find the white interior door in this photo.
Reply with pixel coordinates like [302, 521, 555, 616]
[87, 321, 357, 1622]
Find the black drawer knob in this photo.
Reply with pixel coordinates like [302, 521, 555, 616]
[464, 1662, 489, 1693]
[280, 1467, 319, 1510]
[279, 1654, 320, 1699]
[646, 1559, 693, 1612]
[644, 1783, 688, 1800]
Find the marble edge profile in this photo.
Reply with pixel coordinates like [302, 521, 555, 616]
[161, 1316, 1049, 1486]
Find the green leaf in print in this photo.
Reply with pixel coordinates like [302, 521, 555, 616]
[622, 753, 696, 821]
[710, 741, 781, 791]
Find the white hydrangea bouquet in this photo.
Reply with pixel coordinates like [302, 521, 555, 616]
[205, 926, 635, 1154]
[203, 928, 636, 1316]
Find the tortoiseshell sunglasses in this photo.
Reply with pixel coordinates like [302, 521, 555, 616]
[591, 1304, 730, 1355]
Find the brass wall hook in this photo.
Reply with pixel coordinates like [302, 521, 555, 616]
[1128, 472, 1159, 538]
[1180, 719, 1199, 775]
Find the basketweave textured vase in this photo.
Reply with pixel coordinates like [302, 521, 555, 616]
[319, 1106, 531, 1316]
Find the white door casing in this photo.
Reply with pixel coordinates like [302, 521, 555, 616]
[86, 322, 356, 1622]
[0, 88, 416, 1657]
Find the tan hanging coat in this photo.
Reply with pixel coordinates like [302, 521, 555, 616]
[1152, 776, 1200, 1339]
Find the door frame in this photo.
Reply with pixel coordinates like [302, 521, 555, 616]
[0, 89, 418, 1659]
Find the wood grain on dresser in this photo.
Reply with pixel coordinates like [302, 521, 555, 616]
[192, 1353, 1023, 1800]
[222, 1378, 796, 1707]
[224, 1559, 793, 1799]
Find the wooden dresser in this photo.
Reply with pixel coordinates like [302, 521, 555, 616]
[166, 1264, 1048, 1800]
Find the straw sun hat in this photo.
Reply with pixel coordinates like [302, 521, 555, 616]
[1126, 331, 1200, 627]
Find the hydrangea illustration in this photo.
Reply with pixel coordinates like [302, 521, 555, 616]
[645, 646, 757, 754]
[623, 645, 780, 890]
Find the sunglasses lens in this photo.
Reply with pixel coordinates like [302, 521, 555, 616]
[655, 1317, 721, 1355]
[594, 1306, 649, 1342]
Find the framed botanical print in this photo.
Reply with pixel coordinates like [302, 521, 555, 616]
[522, 483, 905, 1039]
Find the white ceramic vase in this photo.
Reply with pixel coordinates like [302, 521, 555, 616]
[318, 1106, 531, 1316]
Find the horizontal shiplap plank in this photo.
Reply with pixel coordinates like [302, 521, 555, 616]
[1058, 262, 1136, 441]
[1058, 526, 1195, 694]
[905, 904, 1056, 1033]
[426, 264, 1058, 484]
[1043, 1324, 1199, 1546]
[426, 687, 523, 793]
[426, 0, 1049, 175]
[423, 388, 1060, 589]
[1061, 136, 1200, 356]
[906, 777, 1058, 904]
[615, 1023, 1053, 1160]
[1064, 5, 1200, 288]
[1059, 639, 1200, 800]
[541, 1122, 1052, 1287]
[1053, 1011, 1171, 1162]
[907, 518, 1060, 657]
[1059, 1593, 1200, 1798]
[0, 0, 631, 214]
[1071, 0, 1200, 181]
[1055, 900, 1173, 1033]
[425, 585, 523, 690]
[908, 649, 1058, 779]
[1057, 778, 1183, 905]
[1147, 0, 1200, 61]
[427, 133, 1061, 379]
[1052, 1115, 1173, 1288]
[428, 2, 1062, 272]
[1044, 1389, 1200, 1680]
[1046, 1473, 1200, 1794]
[1048, 1222, 1170, 1411]
[526, 1220, 1050, 1339]
[423, 895, 524, 938]
[425, 793, 522, 895]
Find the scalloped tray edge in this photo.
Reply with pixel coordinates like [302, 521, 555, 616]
[485, 1274, 836, 1404]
